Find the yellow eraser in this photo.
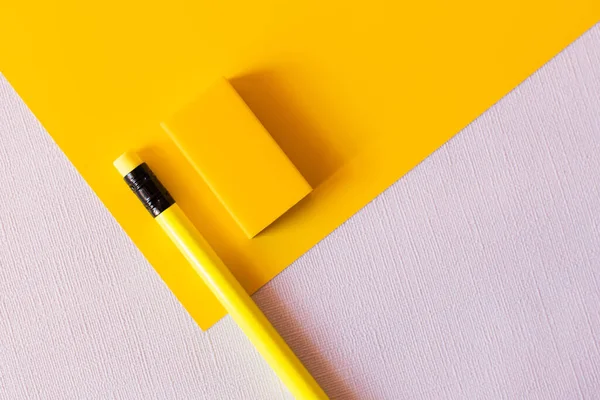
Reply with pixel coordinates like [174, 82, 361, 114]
[161, 78, 312, 238]
[113, 151, 143, 177]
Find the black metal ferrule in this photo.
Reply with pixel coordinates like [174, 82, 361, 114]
[123, 163, 175, 217]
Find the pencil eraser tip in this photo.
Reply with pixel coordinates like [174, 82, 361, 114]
[114, 151, 143, 176]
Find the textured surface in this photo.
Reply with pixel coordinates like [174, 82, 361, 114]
[1, 24, 599, 399]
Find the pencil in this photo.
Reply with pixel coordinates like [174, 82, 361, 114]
[114, 152, 328, 400]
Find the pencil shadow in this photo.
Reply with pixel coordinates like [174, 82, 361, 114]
[230, 71, 344, 189]
[254, 284, 360, 400]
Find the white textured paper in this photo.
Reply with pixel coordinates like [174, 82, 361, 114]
[1, 25, 599, 399]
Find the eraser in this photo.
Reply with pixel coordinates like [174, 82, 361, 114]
[113, 151, 143, 177]
[161, 78, 312, 238]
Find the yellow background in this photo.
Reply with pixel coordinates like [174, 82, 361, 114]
[0, 1, 597, 329]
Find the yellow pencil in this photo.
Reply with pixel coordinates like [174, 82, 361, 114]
[114, 152, 328, 400]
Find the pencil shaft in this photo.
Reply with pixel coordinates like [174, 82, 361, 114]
[156, 205, 328, 400]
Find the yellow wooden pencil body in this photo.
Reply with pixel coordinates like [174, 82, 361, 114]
[157, 205, 327, 399]
[114, 151, 327, 400]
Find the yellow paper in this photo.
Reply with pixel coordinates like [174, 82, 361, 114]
[0, 1, 597, 329]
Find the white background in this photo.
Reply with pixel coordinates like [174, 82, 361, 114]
[1, 24, 599, 400]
